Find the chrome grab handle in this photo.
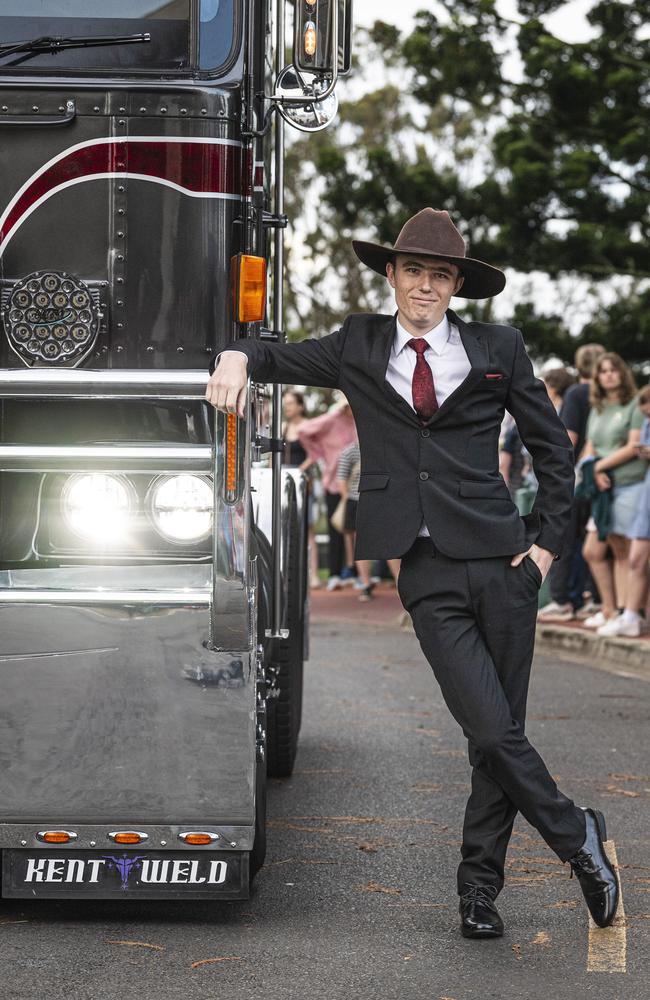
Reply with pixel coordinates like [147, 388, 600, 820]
[0, 100, 76, 127]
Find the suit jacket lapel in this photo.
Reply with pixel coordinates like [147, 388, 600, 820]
[423, 309, 489, 426]
[370, 314, 421, 425]
[370, 310, 489, 426]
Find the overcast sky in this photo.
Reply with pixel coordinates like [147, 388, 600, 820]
[355, 0, 600, 43]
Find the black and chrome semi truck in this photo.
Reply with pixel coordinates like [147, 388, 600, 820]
[0, 0, 351, 900]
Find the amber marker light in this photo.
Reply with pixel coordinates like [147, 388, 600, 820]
[233, 254, 266, 323]
[38, 830, 78, 844]
[179, 832, 218, 845]
[226, 413, 238, 497]
[108, 831, 148, 845]
[304, 21, 317, 56]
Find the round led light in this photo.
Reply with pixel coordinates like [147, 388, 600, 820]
[148, 475, 212, 543]
[62, 473, 133, 543]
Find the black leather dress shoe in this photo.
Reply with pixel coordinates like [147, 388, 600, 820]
[568, 808, 619, 928]
[459, 884, 504, 939]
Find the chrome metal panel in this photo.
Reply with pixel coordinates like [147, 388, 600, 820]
[211, 398, 252, 651]
[0, 565, 211, 592]
[0, 604, 256, 828]
[0, 590, 210, 605]
[0, 444, 212, 473]
[0, 823, 254, 851]
[251, 465, 297, 553]
[284, 466, 308, 524]
[251, 465, 297, 630]
[0, 368, 210, 399]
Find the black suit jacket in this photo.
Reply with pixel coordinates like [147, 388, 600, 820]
[212, 310, 574, 561]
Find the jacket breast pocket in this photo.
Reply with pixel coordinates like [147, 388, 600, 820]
[482, 373, 509, 387]
[359, 473, 390, 491]
[459, 479, 511, 500]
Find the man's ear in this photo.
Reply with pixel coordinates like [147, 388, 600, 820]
[454, 272, 464, 295]
[386, 261, 396, 289]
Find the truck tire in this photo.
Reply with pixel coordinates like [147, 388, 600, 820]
[249, 758, 267, 883]
[266, 491, 304, 778]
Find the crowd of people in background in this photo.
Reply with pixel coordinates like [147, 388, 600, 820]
[519, 345, 650, 637]
[280, 343, 650, 626]
[281, 389, 399, 603]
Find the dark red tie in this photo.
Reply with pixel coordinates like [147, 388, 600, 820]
[407, 338, 438, 420]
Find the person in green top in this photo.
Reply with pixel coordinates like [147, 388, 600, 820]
[581, 352, 647, 629]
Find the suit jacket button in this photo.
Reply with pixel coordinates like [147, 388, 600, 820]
[419, 471, 429, 481]
[420, 429, 430, 437]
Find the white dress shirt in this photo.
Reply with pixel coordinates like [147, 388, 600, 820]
[387, 314, 470, 410]
[386, 314, 471, 536]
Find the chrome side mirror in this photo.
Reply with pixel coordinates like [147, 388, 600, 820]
[275, 65, 338, 133]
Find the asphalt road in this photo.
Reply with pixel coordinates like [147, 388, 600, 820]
[1, 612, 649, 1000]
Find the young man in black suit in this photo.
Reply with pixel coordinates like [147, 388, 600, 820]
[206, 208, 619, 936]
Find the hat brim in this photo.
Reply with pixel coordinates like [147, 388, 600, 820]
[351, 240, 506, 299]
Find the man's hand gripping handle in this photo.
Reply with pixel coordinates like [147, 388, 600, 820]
[205, 352, 249, 419]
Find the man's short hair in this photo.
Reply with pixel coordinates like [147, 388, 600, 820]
[574, 343, 605, 379]
[638, 384, 650, 406]
[543, 367, 576, 399]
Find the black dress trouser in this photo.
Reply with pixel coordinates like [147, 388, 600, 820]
[397, 537, 587, 894]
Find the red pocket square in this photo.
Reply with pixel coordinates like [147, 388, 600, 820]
[484, 372, 504, 380]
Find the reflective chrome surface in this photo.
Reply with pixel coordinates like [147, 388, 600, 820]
[0, 368, 210, 399]
[0, 603, 256, 829]
[0, 444, 212, 473]
[1, 823, 253, 851]
[211, 393, 252, 651]
[251, 466, 303, 635]
[275, 66, 339, 132]
[0, 590, 211, 604]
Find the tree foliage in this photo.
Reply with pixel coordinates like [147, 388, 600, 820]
[284, 0, 650, 366]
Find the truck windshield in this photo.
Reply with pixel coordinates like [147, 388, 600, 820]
[0, 1, 200, 73]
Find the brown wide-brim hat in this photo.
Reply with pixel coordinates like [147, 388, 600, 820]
[352, 207, 506, 299]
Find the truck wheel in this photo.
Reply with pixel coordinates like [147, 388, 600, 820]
[249, 759, 267, 883]
[266, 492, 304, 778]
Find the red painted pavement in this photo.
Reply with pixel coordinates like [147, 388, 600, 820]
[309, 580, 407, 627]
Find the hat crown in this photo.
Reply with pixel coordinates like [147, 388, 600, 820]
[394, 208, 466, 258]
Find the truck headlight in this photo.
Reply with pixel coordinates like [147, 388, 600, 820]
[62, 474, 133, 542]
[147, 475, 212, 543]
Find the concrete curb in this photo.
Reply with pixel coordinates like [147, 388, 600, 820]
[536, 623, 650, 671]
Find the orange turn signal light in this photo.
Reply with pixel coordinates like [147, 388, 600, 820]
[38, 830, 77, 844]
[226, 412, 238, 496]
[232, 254, 266, 324]
[109, 831, 148, 845]
[179, 832, 217, 846]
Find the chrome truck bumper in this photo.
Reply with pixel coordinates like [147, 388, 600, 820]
[0, 600, 255, 845]
[0, 371, 259, 893]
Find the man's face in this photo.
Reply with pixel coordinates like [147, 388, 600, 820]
[386, 254, 464, 334]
